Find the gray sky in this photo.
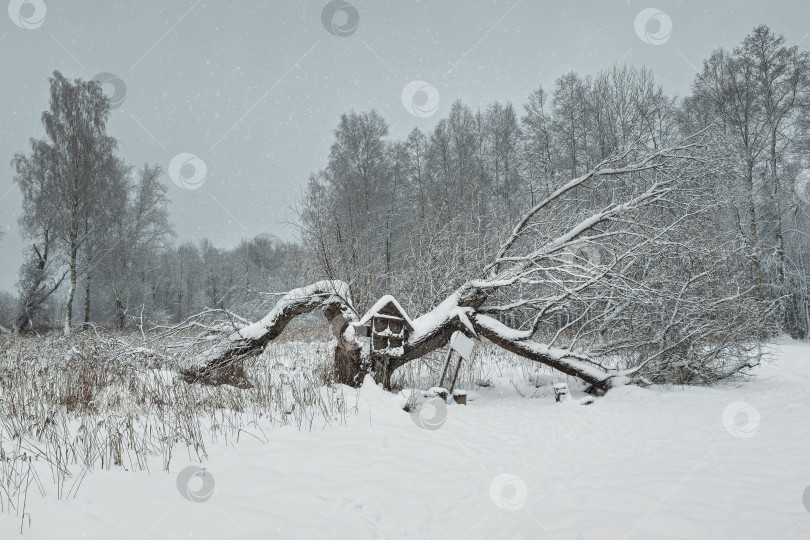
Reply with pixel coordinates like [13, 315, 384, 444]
[1, 0, 809, 292]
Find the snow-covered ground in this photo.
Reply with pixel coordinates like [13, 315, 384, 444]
[2, 338, 809, 539]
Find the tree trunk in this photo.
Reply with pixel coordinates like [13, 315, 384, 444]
[115, 297, 125, 330]
[745, 161, 764, 299]
[770, 136, 787, 325]
[333, 341, 365, 386]
[83, 270, 91, 324]
[64, 243, 78, 336]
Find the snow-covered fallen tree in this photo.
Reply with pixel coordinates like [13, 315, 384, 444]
[178, 280, 360, 387]
[180, 130, 771, 391]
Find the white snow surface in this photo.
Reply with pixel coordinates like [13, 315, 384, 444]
[3, 338, 810, 539]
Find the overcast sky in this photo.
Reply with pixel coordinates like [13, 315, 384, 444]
[1, 0, 809, 292]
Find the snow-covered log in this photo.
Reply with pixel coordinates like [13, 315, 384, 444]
[180, 280, 360, 387]
[470, 313, 618, 390]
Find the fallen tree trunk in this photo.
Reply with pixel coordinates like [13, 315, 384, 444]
[179, 280, 491, 389]
[470, 313, 622, 392]
[179, 278, 625, 392]
[179, 280, 361, 387]
[177, 272, 752, 393]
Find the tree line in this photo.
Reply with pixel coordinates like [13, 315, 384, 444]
[6, 25, 810, 348]
[297, 25, 810, 341]
[7, 73, 301, 332]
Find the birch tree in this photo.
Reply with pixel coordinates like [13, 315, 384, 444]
[11, 71, 117, 335]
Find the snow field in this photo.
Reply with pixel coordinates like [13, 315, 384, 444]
[0, 337, 808, 538]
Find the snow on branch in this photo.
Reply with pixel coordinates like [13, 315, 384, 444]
[470, 313, 618, 389]
[179, 280, 358, 386]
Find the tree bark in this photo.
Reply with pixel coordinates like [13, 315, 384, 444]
[115, 297, 125, 330]
[745, 160, 764, 300]
[83, 270, 91, 324]
[64, 241, 78, 336]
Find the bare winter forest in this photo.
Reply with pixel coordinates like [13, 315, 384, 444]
[1, 2, 810, 539]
